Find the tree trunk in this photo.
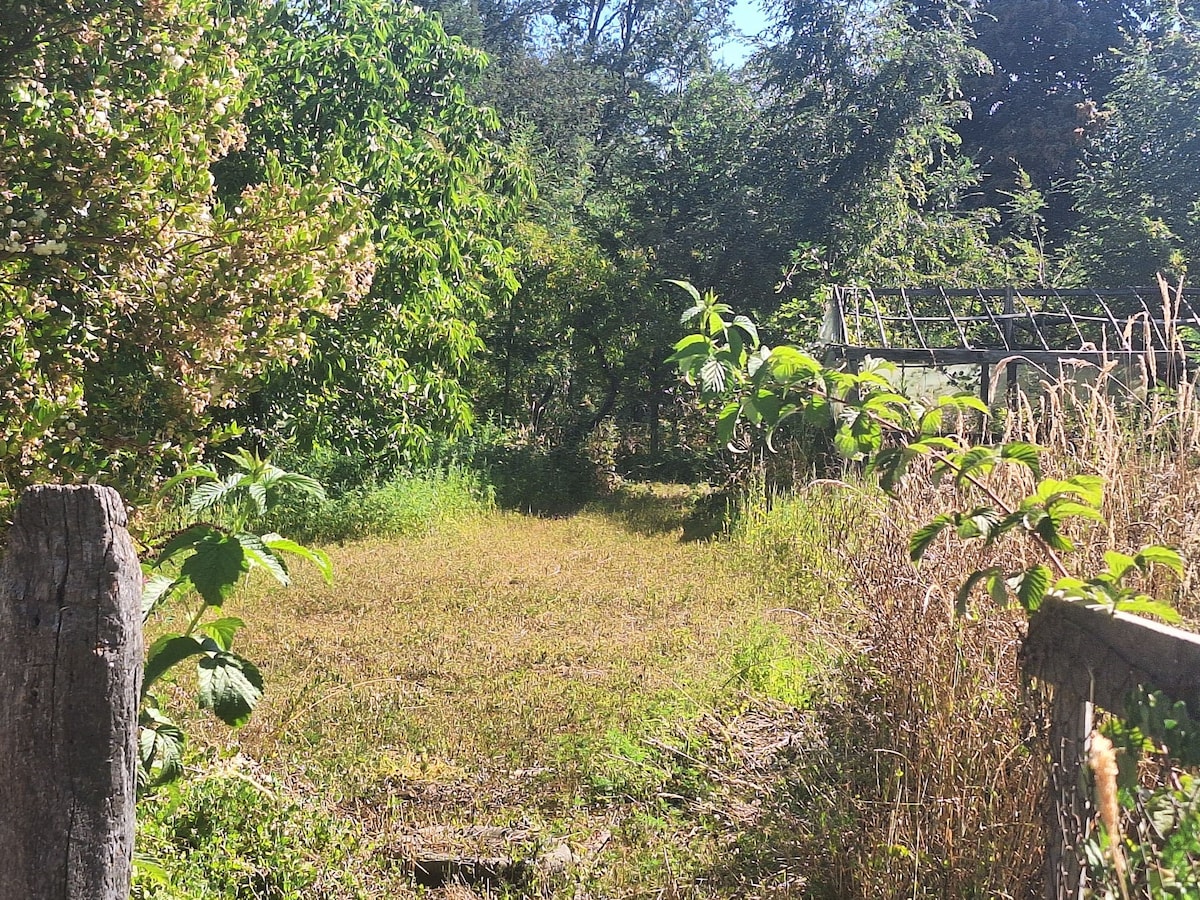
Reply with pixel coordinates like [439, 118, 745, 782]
[0, 485, 143, 900]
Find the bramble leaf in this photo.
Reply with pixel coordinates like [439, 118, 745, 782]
[1135, 545, 1185, 579]
[1013, 564, 1052, 612]
[180, 532, 249, 608]
[910, 514, 954, 563]
[197, 651, 264, 727]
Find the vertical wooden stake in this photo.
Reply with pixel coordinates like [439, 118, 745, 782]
[0, 485, 143, 900]
[1045, 688, 1092, 900]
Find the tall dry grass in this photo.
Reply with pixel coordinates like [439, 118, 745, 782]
[761, 278, 1200, 896]
[1001, 276, 1200, 620]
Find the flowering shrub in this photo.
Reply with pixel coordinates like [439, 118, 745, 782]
[0, 0, 373, 498]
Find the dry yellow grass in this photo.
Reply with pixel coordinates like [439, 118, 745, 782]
[157, 485, 846, 898]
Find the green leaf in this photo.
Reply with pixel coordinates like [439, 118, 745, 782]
[716, 401, 740, 445]
[938, 392, 989, 414]
[956, 507, 1002, 541]
[999, 442, 1042, 478]
[667, 279, 702, 303]
[1114, 596, 1182, 624]
[189, 472, 246, 515]
[248, 481, 268, 516]
[910, 514, 954, 563]
[1134, 545, 1185, 579]
[262, 534, 333, 584]
[156, 523, 224, 565]
[143, 634, 206, 697]
[1048, 499, 1105, 523]
[156, 465, 218, 498]
[197, 651, 264, 727]
[200, 617, 245, 652]
[235, 532, 289, 586]
[768, 345, 820, 380]
[954, 446, 999, 484]
[955, 567, 1005, 616]
[731, 315, 760, 348]
[138, 704, 185, 786]
[259, 470, 325, 504]
[180, 532, 249, 608]
[1014, 564, 1052, 613]
[141, 573, 187, 621]
[1034, 513, 1074, 552]
[668, 333, 710, 364]
[700, 356, 727, 393]
[1104, 550, 1138, 581]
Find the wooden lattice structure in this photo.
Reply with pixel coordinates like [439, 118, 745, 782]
[822, 286, 1200, 402]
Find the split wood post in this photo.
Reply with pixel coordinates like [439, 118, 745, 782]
[0, 485, 143, 900]
[1023, 596, 1200, 900]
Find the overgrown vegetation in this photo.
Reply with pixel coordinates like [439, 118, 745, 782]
[6, 0, 1200, 895]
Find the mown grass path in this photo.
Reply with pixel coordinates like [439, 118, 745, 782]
[172, 488, 824, 897]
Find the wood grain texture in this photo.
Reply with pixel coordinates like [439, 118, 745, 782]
[0, 485, 143, 900]
[1024, 596, 1200, 716]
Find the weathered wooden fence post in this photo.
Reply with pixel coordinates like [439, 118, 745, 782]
[0, 485, 143, 900]
[1024, 596, 1200, 900]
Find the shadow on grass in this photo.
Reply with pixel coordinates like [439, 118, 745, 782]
[591, 483, 734, 542]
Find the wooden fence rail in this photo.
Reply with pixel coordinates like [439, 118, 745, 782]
[0, 485, 142, 900]
[1024, 596, 1200, 899]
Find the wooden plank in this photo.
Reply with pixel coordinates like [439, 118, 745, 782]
[1023, 596, 1200, 717]
[0, 485, 143, 900]
[1044, 689, 1093, 900]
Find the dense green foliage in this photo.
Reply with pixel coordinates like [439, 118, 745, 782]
[5, 0, 1199, 498]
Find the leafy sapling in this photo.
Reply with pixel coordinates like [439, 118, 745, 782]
[668, 281, 1183, 623]
[138, 449, 332, 787]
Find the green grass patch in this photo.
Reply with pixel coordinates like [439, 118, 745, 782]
[263, 466, 494, 544]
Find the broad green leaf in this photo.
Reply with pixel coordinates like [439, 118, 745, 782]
[1104, 550, 1137, 581]
[999, 442, 1043, 478]
[1034, 513, 1074, 552]
[156, 523, 224, 565]
[668, 333, 710, 363]
[1066, 474, 1105, 506]
[938, 393, 989, 414]
[1134, 545, 1185, 579]
[954, 447, 999, 484]
[180, 532, 249, 608]
[955, 566, 1004, 616]
[143, 634, 206, 696]
[700, 356, 727, 393]
[248, 481, 268, 516]
[197, 651, 264, 727]
[235, 532, 289, 586]
[910, 514, 954, 563]
[768, 346, 820, 380]
[156, 465, 218, 497]
[138, 705, 185, 786]
[717, 401, 740, 445]
[1113, 596, 1182, 623]
[200, 617, 245, 652]
[262, 534, 333, 584]
[1048, 499, 1105, 523]
[957, 507, 1001, 541]
[142, 573, 187, 621]
[1014, 564, 1052, 612]
[667, 279, 702, 303]
[189, 472, 246, 514]
[917, 407, 943, 435]
[731, 315, 760, 348]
